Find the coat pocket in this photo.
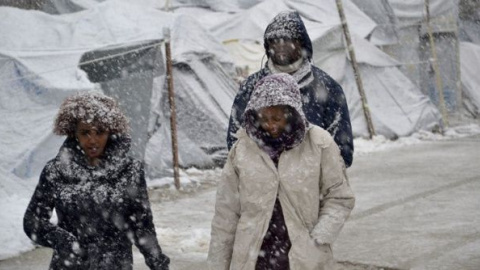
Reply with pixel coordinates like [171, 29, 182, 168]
[289, 233, 334, 270]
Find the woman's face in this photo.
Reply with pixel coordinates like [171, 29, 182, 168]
[258, 106, 289, 139]
[268, 38, 303, 66]
[75, 122, 109, 166]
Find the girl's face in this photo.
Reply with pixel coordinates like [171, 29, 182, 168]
[258, 106, 289, 139]
[75, 122, 109, 166]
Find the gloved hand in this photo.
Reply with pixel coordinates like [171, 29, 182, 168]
[150, 253, 170, 270]
[54, 234, 85, 267]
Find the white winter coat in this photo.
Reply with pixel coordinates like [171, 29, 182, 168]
[208, 126, 355, 270]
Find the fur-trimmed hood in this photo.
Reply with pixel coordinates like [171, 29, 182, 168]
[54, 91, 129, 137]
[53, 134, 132, 182]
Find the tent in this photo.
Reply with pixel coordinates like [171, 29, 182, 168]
[459, 42, 480, 116]
[194, 0, 441, 138]
[350, 0, 399, 46]
[41, 0, 265, 14]
[0, 2, 237, 179]
[376, 0, 461, 111]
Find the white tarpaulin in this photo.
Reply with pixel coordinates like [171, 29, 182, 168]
[200, 0, 441, 138]
[389, 0, 459, 35]
[460, 42, 480, 116]
[0, 2, 237, 179]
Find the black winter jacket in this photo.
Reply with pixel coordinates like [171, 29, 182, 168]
[23, 135, 169, 270]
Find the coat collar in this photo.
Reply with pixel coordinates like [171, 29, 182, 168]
[54, 134, 132, 182]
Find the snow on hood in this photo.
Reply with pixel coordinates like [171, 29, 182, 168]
[243, 73, 307, 148]
[263, 10, 313, 61]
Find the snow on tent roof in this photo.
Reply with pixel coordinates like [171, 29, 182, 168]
[208, 0, 376, 42]
[285, 0, 376, 39]
[389, 0, 458, 34]
[203, 0, 441, 138]
[349, 0, 399, 45]
[42, 0, 265, 16]
[0, 2, 237, 179]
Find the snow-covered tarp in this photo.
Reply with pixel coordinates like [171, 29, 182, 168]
[198, 0, 442, 138]
[460, 42, 480, 116]
[0, 2, 237, 180]
[350, 0, 399, 45]
[42, 0, 265, 14]
[389, 0, 458, 33]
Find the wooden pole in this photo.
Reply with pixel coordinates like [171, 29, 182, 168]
[425, 0, 449, 128]
[164, 0, 171, 12]
[453, 17, 463, 112]
[164, 27, 180, 190]
[336, 0, 375, 138]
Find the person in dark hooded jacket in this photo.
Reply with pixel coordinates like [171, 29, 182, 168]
[23, 91, 169, 270]
[208, 73, 355, 270]
[227, 10, 354, 167]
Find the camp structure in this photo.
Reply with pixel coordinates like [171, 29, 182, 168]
[0, 2, 237, 180]
[198, 0, 442, 138]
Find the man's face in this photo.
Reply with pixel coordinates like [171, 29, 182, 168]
[268, 38, 303, 66]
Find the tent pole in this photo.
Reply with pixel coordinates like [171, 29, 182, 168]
[164, 0, 171, 12]
[424, 0, 449, 129]
[335, 0, 375, 139]
[453, 16, 463, 113]
[164, 27, 181, 190]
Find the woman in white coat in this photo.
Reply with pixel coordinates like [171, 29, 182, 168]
[208, 73, 355, 270]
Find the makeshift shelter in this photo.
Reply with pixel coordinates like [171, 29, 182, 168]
[459, 42, 480, 116]
[200, 0, 441, 138]
[41, 0, 264, 14]
[79, 40, 165, 161]
[350, 0, 399, 46]
[458, 0, 480, 44]
[0, 2, 237, 179]
[378, 0, 461, 112]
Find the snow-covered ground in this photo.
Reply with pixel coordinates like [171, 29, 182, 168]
[1, 123, 479, 261]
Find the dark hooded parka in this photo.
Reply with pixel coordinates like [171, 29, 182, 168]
[208, 73, 355, 270]
[227, 10, 354, 167]
[23, 92, 169, 270]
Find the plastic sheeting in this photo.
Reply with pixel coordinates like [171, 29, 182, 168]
[41, 0, 265, 14]
[350, 0, 399, 45]
[205, 0, 442, 139]
[0, 2, 237, 179]
[460, 42, 480, 116]
[389, 0, 458, 34]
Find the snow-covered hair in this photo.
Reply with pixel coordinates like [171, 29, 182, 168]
[54, 91, 129, 137]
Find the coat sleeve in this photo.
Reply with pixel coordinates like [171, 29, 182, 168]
[23, 164, 80, 259]
[327, 79, 353, 168]
[310, 134, 355, 244]
[311, 67, 354, 167]
[128, 162, 170, 270]
[325, 77, 354, 168]
[207, 148, 241, 270]
[227, 83, 250, 151]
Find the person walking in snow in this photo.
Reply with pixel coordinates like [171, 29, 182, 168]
[208, 73, 355, 270]
[23, 92, 169, 270]
[227, 10, 354, 168]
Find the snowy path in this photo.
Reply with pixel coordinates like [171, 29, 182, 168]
[1, 134, 480, 270]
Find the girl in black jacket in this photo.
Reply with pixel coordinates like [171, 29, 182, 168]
[23, 91, 169, 270]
